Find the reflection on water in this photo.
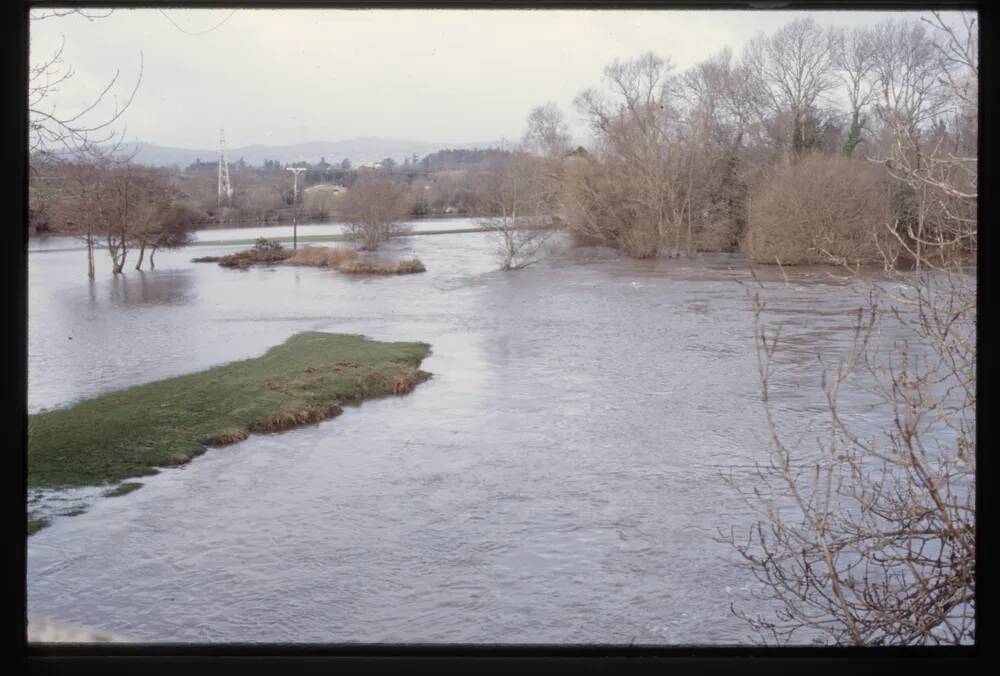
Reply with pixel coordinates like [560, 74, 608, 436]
[107, 271, 196, 307]
[26, 220, 946, 644]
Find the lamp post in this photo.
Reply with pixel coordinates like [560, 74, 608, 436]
[286, 166, 307, 249]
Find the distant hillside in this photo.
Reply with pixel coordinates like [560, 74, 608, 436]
[99, 137, 501, 168]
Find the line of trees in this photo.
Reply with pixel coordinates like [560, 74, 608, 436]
[34, 153, 199, 277]
[496, 14, 976, 268]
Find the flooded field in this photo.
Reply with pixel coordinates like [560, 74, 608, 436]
[27, 220, 925, 643]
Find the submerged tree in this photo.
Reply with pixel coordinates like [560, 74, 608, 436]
[128, 168, 200, 270]
[339, 172, 410, 251]
[570, 51, 688, 258]
[476, 152, 558, 271]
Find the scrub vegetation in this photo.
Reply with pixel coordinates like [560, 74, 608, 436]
[206, 241, 427, 275]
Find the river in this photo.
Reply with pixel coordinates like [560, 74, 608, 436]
[26, 219, 933, 644]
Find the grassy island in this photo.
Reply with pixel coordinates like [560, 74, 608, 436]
[28, 333, 431, 491]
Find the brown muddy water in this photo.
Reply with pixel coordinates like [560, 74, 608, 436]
[26, 220, 945, 644]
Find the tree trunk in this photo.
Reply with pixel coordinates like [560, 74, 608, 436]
[135, 243, 146, 271]
[107, 235, 120, 275]
[503, 230, 515, 270]
[792, 108, 805, 157]
[86, 234, 95, 279]
[149, 246, 157, 270]
[687, 162, 695, 256]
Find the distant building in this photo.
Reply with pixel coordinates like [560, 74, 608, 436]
[303, 183, 346, 195]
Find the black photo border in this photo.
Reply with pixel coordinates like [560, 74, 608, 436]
[5, 1, 992, 673]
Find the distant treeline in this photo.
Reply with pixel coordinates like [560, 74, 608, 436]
[30, 15, 976, 272]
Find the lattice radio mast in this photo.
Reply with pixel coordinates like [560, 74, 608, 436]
[217, 128, 234, 209]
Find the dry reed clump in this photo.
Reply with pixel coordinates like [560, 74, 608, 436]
[202, 429, 250, 446]
[251, 404, 344, 433]
[390, 370, 424, 394]
[337, 257, 426, 275]
[743, 153, 893, 266]
[284, 246, 359, 268]
[191, 255, 222, 263]
[354, 366, 430, 396]
[283, 246, 424, 275]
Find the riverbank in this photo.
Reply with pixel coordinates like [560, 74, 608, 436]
[28, 333, 431, 532]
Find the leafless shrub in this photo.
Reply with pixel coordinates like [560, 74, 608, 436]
[339, 172, 411, 251]
[743, 153, 893, 266]
[476, 152, 559, 270]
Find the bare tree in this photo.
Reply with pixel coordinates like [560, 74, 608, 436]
[99, 157, 142, 274]
[339, 172, 410, 251]
[678, 47, 767, 249]
[869, 15, 975, 270]
[744, 18, 836, 157]
[29, 9, 143, 161]
[724, 12, 976, 645]
[476, 152, 557, 271]
[571, 51, 688, 257]
[831, 26, 878, 157]
[869, 19, 950, 154]
[127, 168, 198, 270]
[521, 102, 571, 159]
[45, 157, 106, 278]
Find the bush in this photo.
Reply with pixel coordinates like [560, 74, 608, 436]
[338, 258, 426, 275]
[339, 173, 411, 251]
[284, 246, 359, 268]
[218, 241, 293, 268]
[743, 153, 893, 265]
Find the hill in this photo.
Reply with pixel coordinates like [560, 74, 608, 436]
[98, 136, 501, 168]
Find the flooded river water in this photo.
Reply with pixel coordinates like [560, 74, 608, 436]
[26, 220, 926, 644]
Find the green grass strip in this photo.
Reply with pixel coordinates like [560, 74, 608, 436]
[193, 227, 485, 247]
[28, 332, 431, 489]
[102, 482, 144, 498]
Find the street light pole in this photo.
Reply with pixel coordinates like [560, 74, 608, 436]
[286, 167, 307, 250]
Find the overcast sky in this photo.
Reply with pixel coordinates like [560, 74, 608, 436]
[29, 7, 962, 150]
